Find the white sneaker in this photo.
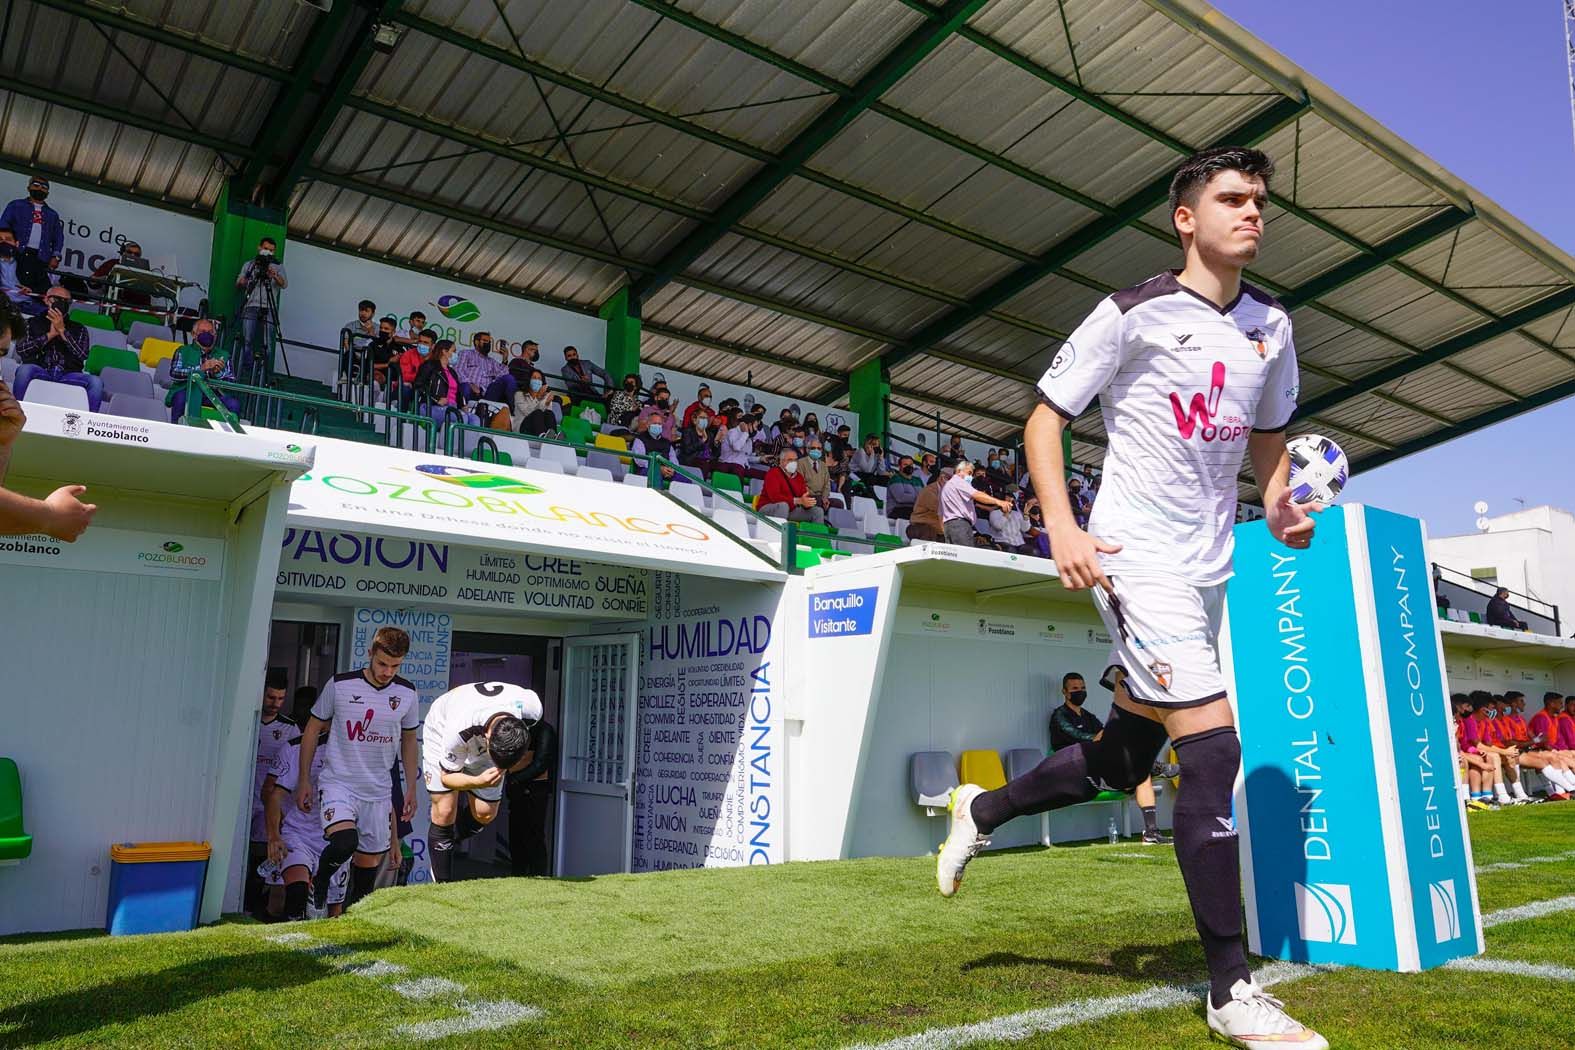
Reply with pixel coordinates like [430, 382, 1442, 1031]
[1206, 978, 1328, 1050]
[305, 900, 327, 921]
[935, 784, 989, 897]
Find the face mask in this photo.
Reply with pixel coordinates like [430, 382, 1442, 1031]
[418, 344, 432, 356]
[647, 423, 663, 437]
[257, 248, 274, 258]
[28, 187, 46, 201]
[529, 378, 543, 392]
[783, 460, 799, 475]
[808, 448, 822, 460]
[900, 465, 914, 475]
[0, 245, 13, 259]
[701, 396, 711, 406]
[793, 437, 804, 448]
[696, 418, 708, 431]
[195, 330, 216, 349]
[1068, 689, 1088, 705]
[989, 460, 1000, 469]
[476, 341, 490, 354]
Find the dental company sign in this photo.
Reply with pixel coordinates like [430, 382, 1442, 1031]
[251, 428, 782, 582]
[1222, 504, 1482, 972]
[275, 528, 649, 618]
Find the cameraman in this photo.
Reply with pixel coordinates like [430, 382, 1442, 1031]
[234, 236, 287, 361]
[13, 286, 97, 410]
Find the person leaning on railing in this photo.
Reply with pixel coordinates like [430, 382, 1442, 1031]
[168, 318, 240, 423]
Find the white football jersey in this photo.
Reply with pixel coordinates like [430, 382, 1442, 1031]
[268, 736, 327, 843]
[1038, 271, 1298, 585]
[311, 670, 420, 800]
[254, 715, 295, 813]
[424, 683, 543, 775]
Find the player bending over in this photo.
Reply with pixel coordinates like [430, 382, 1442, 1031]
[935, 148, 1329, 1050]
[295, 626, 420, 917]
[422, 681, 542, 882]
[264, 726, 349, 920]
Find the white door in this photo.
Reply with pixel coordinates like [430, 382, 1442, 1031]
[555, 633, 641, 876]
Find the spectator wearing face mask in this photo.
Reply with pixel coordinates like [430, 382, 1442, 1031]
[885, 455, 923, 519]
[1024, 498, 1049, 558]
[607, 373, 642, 430]
[802, 412, 821, 437]
[1048, 673, 1101, 751]
[769, 407, 797, 442]
[89, 240, 152, 308]
[13, 285, 96, 409]
[635, 386, 679, 442]
[711, 412, 751, 482]
[455, 331, 517, 406]
[1067, 475, 1091, 529]
[560, 345, 610, 405]
[0, 227, 49, 310]
[799, 435, 832, 513]
[678, 406, 719, 471]
[396, 329, 438, 409]
[987, 451, 1015, 490]
[414, 338, 480, 428]
[989, 495, 1032, 555]
[2, 176, 62, 267]
[830, 424, 853, 459]
[938, 433, 966, 469]
[756, 448, 823, 524]
[631, 412, 678, 485]
[166, 318, 239, 422]
[367, 315, 401, 391]
[850, 435, 892, 492]
[681, 384, 714, 430]
[940, 460, 1013, 547]
[513, 368, 557, 436]
[907, 466, 950, 543]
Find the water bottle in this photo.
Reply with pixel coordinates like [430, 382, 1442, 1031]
[256, 855, 281, 881]
[1107, 818, 1119, 845]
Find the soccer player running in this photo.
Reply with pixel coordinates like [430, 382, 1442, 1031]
[247, 671, 295, 920]
[422, 681, 542, 882]
[295, 627, 420, 917]
[935, 148, 1328, 1050]
[264, 724, 350, 920]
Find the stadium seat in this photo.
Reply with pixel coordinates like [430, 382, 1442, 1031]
[21, 380, 89, 410]
[536, 442, 580, 474]
[81, 327, 128, 351]
[747, 478, 763, 497]
[70, 309, 116, 332]
[525, 458, 565, 474]
[140, 336, 183, 368]
[974, 516, 996, 539]
[0, 757, 32, 863]
[124, 318, 171, 344]
[911, 751, 959, 815]
[593, 432, 632, 464]
[86, 345, 140, 376]
[670, 483, 708, 514]
[559, 416, 594, 446]
[852, 495, 882, 530]
[101, 368, 155, 400]
[827, 507, 861, 532]
[470, 447, 514, 466]
[623, 472, 647, 487]
[710, 504, 754, 540]
[577, 465, 614, 483]
[1468, 611, 1482, 624]
[794, 546, 824, 570]
[585, 449, 625, 481]
[958, 750, 1007, 792]
[873, 532, 903, 552]
[0, 355, 14, 386]
[106, 395, 167, 422]
[710, 471, 744, 495]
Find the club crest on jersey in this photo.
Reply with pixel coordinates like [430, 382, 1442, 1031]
[389, 697, 401, 710]
[1149, 661, 1173, 691]
[1245, 326, 1268, 358]
[323, 807, 335, 821]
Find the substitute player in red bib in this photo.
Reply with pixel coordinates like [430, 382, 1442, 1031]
[934, 148, 1327, 1050]
[421, 681, 542, 882]
[294, 626, 420, 917]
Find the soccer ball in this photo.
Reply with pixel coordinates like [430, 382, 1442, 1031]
[1286, 433, 1349, 505]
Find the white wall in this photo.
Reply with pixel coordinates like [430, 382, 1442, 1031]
[1430, 506, 1575, 631]
[0, 490, 230, 935]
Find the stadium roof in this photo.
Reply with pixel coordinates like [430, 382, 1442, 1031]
[9, 0, 1575, 479]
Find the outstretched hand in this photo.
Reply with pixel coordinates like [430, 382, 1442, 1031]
[1266, 487, 1324, 550]
[1050, 521, 1122, 592]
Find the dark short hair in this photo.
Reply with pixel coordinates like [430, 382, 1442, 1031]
[488, 715, 530, 769]
[1062, 672, 1085, 690]
[1167, 146, 1275, 236]
[419, 328, 439, 341]
[259, 236, 277, 248]
[358, 299, 376, 311]
[409, 310, 426, 320]
[371, 626, 410, 659]
[265, 668, 289, 692]
[379, 315, 398, 327]
[0, 301, 23, 342]
[1547, 692, 1566, 704]
[1504, 690, 1524, 701]
[564, 345, 578, 354]
[1450, 693, 1468, 705]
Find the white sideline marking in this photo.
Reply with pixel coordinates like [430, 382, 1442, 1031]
[1109, 852, 1167, 860]
[842, 962, 1318, 1050]
[1482, 895, 1575, 927]
[1446, 958, 1575, 981]
[1476, 848, 1575, 873]
[262, 932, 542, 1040]
[392, 977, 466, 1000]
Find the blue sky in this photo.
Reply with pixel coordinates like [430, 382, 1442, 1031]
[1213, 1, 1575, 537]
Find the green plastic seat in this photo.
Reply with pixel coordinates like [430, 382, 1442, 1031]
[796, 532, 834, 551]
[873, 532, 903, 551]
[85, 345, 140, 376]
[471, 447, 513, 466]
[70, 309, 117, 332]
[794, 546, 823, 570]
[559, 417, 593, 446]
[710, 471, 744, 495]
[1468, 611, 1482, 624]
[116, 310, 162, 334]
[0, 758, 32, 862]
[795, 521, 835, 537]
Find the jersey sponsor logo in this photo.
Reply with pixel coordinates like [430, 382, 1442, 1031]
[1168, 361, 1247, 442]
[1174, 333, 1194, 347]
[342, 709, 394, 744]
[1245, 326, 1268, 358]
[350, 693, 365, 705]
[1046, 341, 1075, 379]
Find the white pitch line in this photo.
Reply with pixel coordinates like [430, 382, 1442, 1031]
[1446, 957, 1575, 981]
[842, 962, 1319, 1050]
[392, 977, 466, 1001]
[1476, 849, 1575, 874]
[395, 999, 544, 1041]
[1482, 895, 1575, 927]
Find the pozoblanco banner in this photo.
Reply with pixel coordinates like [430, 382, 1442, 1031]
[0, 525, 223, 580]
[275, 528, 649, 618]
[251, 427, 782, 581]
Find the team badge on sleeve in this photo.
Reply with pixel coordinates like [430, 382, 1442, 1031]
[1047, 341, 1076, 378]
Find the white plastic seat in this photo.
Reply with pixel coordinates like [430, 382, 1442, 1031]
[710, 504, 754, 540]
[0, 355, 14, 385]
[852, 495, 882, 531]
[21, 379, 90, 409]
[537, 442, 579, 474]
[525, 458, 565, 474]
[576, 465, 614, 483]
[107, 395, 167, 422]
[623, 472, 647, 486]
[670, 483, 707, 513]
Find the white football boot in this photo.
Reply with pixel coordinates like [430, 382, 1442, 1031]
[1206, 978, 1328, 1050]
[935, 784, 989, 897]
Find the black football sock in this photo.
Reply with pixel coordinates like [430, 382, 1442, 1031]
[429, 822, 456, 883]
[284, 882, 308, 921]
[313, 829, 357, 909]
[1142, 806, 1159, 834]
[1170, 727, 1251, 1009]
[346, 862, 380, 907]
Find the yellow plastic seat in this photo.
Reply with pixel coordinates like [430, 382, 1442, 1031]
[140, 336, 183, 368]
[958, 749, 1007, 791]
[594, 432, 631, 465]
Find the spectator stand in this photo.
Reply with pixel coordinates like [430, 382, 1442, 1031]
[178, 372, 438, 453]
[1433, 562, 1560, 636]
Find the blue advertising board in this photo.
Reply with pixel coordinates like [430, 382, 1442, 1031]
[1226, 509, 1401, 968]
[1358, 506, 1482, 966]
